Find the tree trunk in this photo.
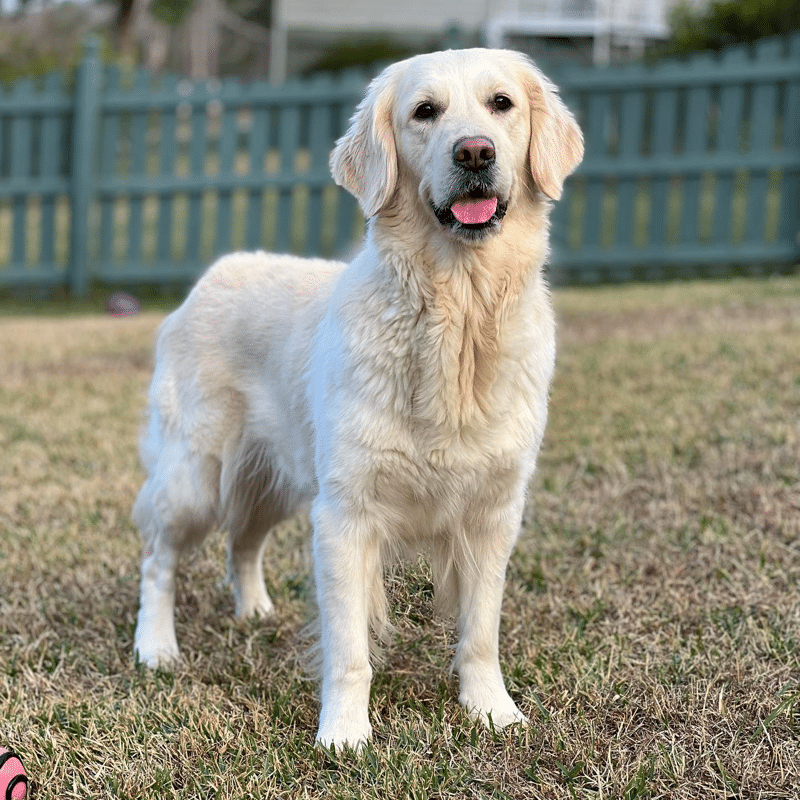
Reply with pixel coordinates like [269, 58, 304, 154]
[184, 0, 221, 79]
[118, 0, 154, 64]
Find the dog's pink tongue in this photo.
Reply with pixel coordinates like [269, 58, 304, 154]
[451, 197, 497, 225]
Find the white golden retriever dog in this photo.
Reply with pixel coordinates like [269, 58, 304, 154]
[132, 48, 583, 748]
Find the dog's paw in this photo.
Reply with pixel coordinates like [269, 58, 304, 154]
[315, 731, 371, 753]
[234, 593, 275, 621]
[135, 647, 182, 670]
[460, 688, 529, 730]
[315, 714, 372, 752]
[469, 703, 529, 730]
[134, 631, 181, 670]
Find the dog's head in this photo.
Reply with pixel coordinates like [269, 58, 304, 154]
[330, 49, 583, 244]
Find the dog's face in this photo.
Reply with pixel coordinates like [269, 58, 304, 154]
[331, 49, 583, 244]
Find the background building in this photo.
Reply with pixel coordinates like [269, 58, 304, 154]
[269, 0, 709, 80]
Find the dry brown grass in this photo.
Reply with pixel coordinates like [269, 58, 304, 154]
[1, 277, 799, 799]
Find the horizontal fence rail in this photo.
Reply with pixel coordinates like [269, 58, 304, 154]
[0, 34, 798, 295]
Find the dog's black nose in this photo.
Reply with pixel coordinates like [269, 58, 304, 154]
[453, 137, 495, 171]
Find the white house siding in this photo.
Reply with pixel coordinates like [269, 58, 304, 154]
[268, 0, 712, 78]
[276, 0, 707, 34]
[276, 0, 491, 32]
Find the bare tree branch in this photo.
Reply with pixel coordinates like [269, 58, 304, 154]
[219, 5, 272, 45]
[112, 0, 273, 78]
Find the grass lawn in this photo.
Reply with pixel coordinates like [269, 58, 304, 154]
[1, 276, 799, 798]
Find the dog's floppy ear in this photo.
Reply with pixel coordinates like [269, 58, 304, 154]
[330, 66, 398, 218]
[524, 62, 583, 201]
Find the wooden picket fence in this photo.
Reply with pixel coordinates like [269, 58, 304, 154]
[0, 38, 367, 296]
[0, 35, 798, 295]
[550, 33, 800, 284]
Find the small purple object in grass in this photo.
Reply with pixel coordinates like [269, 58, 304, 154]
[106, 292, 141, 317]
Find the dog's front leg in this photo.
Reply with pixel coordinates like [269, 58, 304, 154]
[454, 506, 529, 730]
[312, 498, 378, 750]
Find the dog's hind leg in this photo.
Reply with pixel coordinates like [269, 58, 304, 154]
[227, 503, 285, 620]
[222, 443, 291, 620]
[132, 440, 218, 669]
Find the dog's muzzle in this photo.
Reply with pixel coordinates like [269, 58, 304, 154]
[430, 135, 508, 242]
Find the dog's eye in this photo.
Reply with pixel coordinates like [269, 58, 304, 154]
[491, 94, 513, 112]
[413, 102, 438, 121]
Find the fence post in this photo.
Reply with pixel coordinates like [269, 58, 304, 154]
[68, 37, 101, 298]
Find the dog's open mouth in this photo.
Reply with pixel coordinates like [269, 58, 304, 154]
[451, 196, 498, 225]
[432, 191, 508, 240]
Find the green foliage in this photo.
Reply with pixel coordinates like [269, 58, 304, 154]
[668, 0, 800, 55]
[150, 0, 273, 28]
[0, 37, 71, 84]
[0, 3, 110, 85]
[305, 39, 415, 76]
[150, 0, 195, 26]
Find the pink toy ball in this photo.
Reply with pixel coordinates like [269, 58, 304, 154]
[105, 291, 141, 317]
[0, 748, 27, 800]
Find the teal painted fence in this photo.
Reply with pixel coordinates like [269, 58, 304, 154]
[550, 34, 800, 284]
[0, 38, 366, 295]
[0, 35, 798, 295]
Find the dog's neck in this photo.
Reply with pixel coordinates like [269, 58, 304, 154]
[366, 185, 552, 431]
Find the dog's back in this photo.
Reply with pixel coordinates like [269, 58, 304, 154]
[140, 251, 343, 476]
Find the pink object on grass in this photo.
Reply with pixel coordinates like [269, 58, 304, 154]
[0, 748, 27, 800]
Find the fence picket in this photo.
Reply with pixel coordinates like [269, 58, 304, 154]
[68, 37, 101, 296]
[648, 81, 679, 264]
[779, 34, 800, 249]
[10, 79, 33, 271]
[711, 47, 748, 250]
[156, 76, 179, 269]
[678, 56, 713, 253]
[614, 80, 646, 280]
[98, 67, 121, 272]
[215, 95, 240, 255]
[126, 70, 150, 268]
[245, 96, 269, 250]
[583, 91, 610, 253]
[39, 73, 64, 273]
[185, 95, 209, 264]
[275, 99, 300, 253]
[306, 74, 334, 255]
[743, 39, 782, 261]
[0, 111, 5, 252]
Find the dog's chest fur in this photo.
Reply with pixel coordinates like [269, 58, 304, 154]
[316, 243, 555, 525]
